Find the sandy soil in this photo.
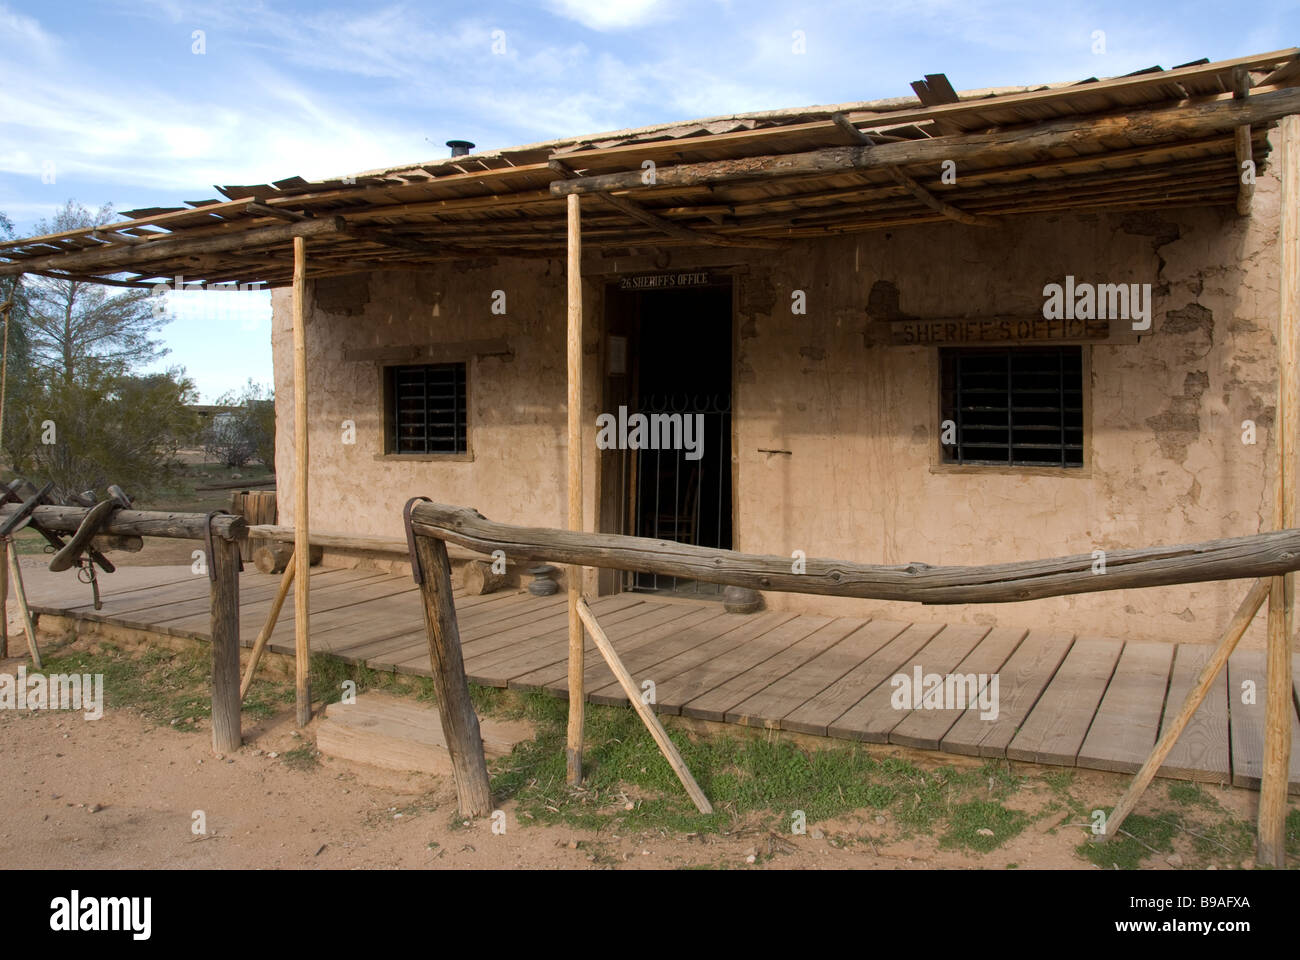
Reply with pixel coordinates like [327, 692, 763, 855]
[0, 626, 1278, 871]
[0, 556, 1286, 871]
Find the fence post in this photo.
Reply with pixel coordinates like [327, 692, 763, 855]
[0, 536, 8, 659]
[210, 534, 242, 754]
[413, 534, 492, 817]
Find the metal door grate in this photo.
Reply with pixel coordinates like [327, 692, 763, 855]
[627, 392, 731, 595]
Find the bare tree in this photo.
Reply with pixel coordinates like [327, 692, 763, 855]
[23, 200, 170, 383]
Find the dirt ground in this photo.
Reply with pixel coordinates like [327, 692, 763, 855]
[0, 615, 1285, 871]
[2, 526, 1292, 871]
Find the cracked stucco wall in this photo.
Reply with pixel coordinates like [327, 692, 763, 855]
[273, 153, 1284, 647]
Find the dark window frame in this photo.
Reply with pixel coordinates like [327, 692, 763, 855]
[382, 361, 469, 456]
[939, 345, 1085, 469]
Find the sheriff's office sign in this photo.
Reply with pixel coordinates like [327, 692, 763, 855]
[619, 271, 713, 290]
[889, 316, 1110, 346]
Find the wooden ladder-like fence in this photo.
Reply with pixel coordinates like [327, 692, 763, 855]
[0, 503, 248, 754]
[404, 499, 1300, 856]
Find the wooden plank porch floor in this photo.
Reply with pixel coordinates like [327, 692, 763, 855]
[24, 564, 1300, 791]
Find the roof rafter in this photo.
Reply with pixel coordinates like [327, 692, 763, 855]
[547, 160, 781, 250]
[831, 113, 999, 227]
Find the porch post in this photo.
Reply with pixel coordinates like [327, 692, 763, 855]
[0, 276, 15, 660]
[1259, 112, 1298, 867]
[565, 193, 585, 783]
[209, 532, 242, 753]
[292, 236, 312, 727]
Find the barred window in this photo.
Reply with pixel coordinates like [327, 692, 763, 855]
[384, 363, 468, 455]
[939, 346, 1083, 467]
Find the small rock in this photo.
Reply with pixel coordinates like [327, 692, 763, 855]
[745, 854, 756, 864]
[810, 827, 825, 840]
[874, 815, 887, 825]
[267, 751, 278, 758]
[641, 849, 650, 856]
[1165, 854, 1183, 868]
[568, 840, 578, 849]
[624, 802, 634, 811]
[214, 754, 224, 761]
[977, 828, 995, 837]
[89, 803, 101, 814]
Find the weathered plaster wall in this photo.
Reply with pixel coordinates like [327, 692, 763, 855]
[271, 257, 602, 547]
[272, 159, 1283, 647]
[731, 175, 1281, 647]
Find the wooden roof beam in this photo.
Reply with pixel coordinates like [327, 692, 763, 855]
[548, 160, 780, 249]
[551, 86, 1300, 198]
[0, 216, 345, 278]
[247, 202, 310, 222]
[832, 114, 998, 227]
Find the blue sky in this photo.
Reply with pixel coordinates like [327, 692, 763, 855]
[1, 0, 1296, 399]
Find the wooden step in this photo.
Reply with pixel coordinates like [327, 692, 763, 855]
[315, 693, 533, 775]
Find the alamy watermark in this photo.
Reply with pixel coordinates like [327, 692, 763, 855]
[595, 406, 704, 461]
[1042, 275, 1151, 331]
[50, 890, 150, 940]
[0, 666, 104, 719]
[890, 665, 999, 720]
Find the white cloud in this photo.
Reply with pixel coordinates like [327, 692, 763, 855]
[545, 0, 671, 31]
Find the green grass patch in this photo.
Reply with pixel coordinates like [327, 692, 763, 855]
[10, 529, 48, 556]
[940, 800, 1030, 852]
[140, 462, 276, 515]
[282, 745, 320, 771]
[1166, 781, 1219, 810]
[486, 688, 1028, 845]
[1077, 812, 1179, 870]
[42, 642, 287, 729]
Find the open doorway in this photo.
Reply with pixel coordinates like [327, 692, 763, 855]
[599, 277, 733, 597]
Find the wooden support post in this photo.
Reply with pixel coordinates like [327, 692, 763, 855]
[1235, 127, 1255, 216]
[0, 276, 16, 660]
[1259, 111, 1299, 868]
[413, 535, 493, 817]
[209, 533, 242, 753]
[6, 542, 40, 669]
[240, 562, 295, 700]
[565, 192, 585, 784]
[1233, 67, 1255, 217]
[577, 598, 712, 813]
[292, 235, 312, 727]
[1102, 578, 1269, 840]
[0, 276, 16, 460]
[0, 537, 7, 659]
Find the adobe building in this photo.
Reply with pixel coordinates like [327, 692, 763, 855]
[5, 49, 1300, 651]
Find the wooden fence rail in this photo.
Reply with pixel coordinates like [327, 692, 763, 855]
[408, 502, 1300, 604]
[2, 503, 247, 755]
[408, 501, 1300, 820]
